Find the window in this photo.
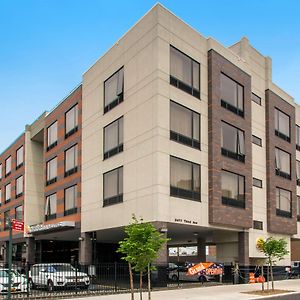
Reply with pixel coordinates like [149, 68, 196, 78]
[275, 148, 291, 179]
[221, 170, 245, 208]
[65, 145, 78, 177]
[253, 178, 262, 188]
[46, 157, 57, 185]
[170, 46, 200, 98]
[297, 196, 300, 222]
[104, 67, 124, 113]
[252, 135, 262, 147]
[4, 211, 10, 231]
[5, 183, 11, 203]
[296, 125, 300, 151]
[104, 117, 123, 159]
[45, 194, 57, 221]
[220, 73, 244, 117]
[0, 164, 2, 180]
[170, 101, 200, 149]
[103, 167, 123, 206]
[170, 156, 200, 201]
[221, 122, 245, 162]
[251, 93, 261, 105]
[0, 189, 2, 206]
[65, 104, 78, 138]
[274, 108, 290, 142]
[253, 220, 263, 230]
[297, 161, 300, 186]
[15, 205, 23, 221]
[47, 121, 58, 150]
[16, 176, 23, 198]
[16, 146, 24, 168]
[64, 185, 77, 216]
[276, 187, 291, 218]
[5, 156, 11, 176]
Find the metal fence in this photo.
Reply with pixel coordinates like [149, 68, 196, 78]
[0, 262, 298, 299]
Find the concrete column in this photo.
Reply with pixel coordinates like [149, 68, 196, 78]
[238, 231, 249, 266]
[79, 232, 93, 265]
[26, 237, 36, 264]
[153, 222, 168, 265]
[197, 237, 206, 262]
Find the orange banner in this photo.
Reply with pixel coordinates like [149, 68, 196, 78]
[187, 262, 223, 276]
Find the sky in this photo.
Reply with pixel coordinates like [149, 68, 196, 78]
[0, 0, 300, 153]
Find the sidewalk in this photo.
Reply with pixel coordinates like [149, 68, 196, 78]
[63, 279, 300, 300]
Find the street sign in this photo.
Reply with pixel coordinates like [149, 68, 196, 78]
[11, 219, 24, 231]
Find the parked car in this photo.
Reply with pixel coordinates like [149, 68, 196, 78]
[0, 269, 28, 294]
[291, 261, 300, 277]
[167, 263, 214, 282]
[29, 263, 90, 291]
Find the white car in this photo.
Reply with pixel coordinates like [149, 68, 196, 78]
[29, 263, 90, 291]
[0, 269, 28, 294]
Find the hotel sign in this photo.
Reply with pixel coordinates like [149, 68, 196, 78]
[28, 221, 75, 234]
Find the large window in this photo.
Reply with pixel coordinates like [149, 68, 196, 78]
[297, 161, 300, 186]
[16, 146, 24, 168]
[5, 183, 11, 203]
[221, 122, 245, 162]
[5, 156, 11, 176]
[16, 176, 23, 198]
[104, 117, 123, 159]
[103, 167, 123, 207]
[170, 101, 200, 149]
[170, 156, 200, 201]
[47, 121, 58, 150]
[65, 144, 78, 177]
[15, 205, 23, 221]
[104, 67, 124, 113]
[274, 108, 290, 142]
[45, 193, 57, 221]
[221, 170, 245, 208]
[4, 211, 10, 231]
[220, 73, 244, 117]
[170, 46, 200, 98]
[65, 104, 78, 138]
[276, 187, 291, 218]
[296, 125, 300, 151]
[275, 148, 291, 179]
[64, 185, 77, 216]
[46, 157, 57, 185]
[297, 196, 300, 222]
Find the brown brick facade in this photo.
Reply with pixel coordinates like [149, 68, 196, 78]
[265, 89, 297, 234]
[208, 49, 252, 228]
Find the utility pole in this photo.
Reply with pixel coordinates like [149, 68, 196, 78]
[8, 217, 13, 300]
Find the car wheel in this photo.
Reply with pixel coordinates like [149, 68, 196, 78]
[171, 274, 178, 281]
[199, 275, 207, 282]
[47, 280, 54, 292]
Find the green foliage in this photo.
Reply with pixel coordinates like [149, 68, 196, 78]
[117, 215, 169, 273]
[258, 237, 289, 263]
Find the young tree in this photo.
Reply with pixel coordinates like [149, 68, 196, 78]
[117, 215, 169, 300]
[256, 237, 289, 290]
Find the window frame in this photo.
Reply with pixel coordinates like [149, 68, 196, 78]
[274, 107, 290, 142]
[104, 67, 124, 113]
[103, 166, 123, 207]
[296, 125, 300, 151]
[251, 93, 261, 105]
[276, 187, 292, 218]
[5, 156, 11, 177]
[170, 45, 200, 99]
[46, 157, 57, 186]
[64, 144, 78, 177]
[64, 185, 78, 216]
[47, 121, 58, 151]
[103, 117, 124, 160]
[15, 175, 23, 198]
[15, 205, 23, 221]
[297, 195, 300, 222]
[5, 183, 11, 203]
[16, 146, 24, 169]
[45, 193, 57, 221]
[253, 177, 263, 188]
[275, 147, 291, 180]
[170, 101, 201, 149]
[65, 104, 79, 138]
[170, 156, 201, 202]
[252, 135, 262, 147]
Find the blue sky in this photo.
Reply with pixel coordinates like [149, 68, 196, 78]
[0, 0, 299, 153]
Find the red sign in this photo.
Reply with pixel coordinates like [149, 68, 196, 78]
[11, 219, 24, 231]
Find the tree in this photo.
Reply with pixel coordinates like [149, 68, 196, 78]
[256, 237, 289, 291]
[117, 215, 169, 300]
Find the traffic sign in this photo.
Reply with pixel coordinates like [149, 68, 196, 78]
[11, 219, 24, 231]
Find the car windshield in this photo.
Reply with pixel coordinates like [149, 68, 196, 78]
[45, 265, 75, 272]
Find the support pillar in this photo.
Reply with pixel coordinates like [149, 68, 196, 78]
[25, 237, 36, 265]
[197, 237, 206, 262]
[238, 231, 249, 283]
[79, 232, 93, 265]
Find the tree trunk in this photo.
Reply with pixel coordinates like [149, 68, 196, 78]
[147, 264, 151, 300]
[139, 270, 143, 300]
[129, 262, 134, 300]
[270, 259, 274, 291]
[261, 265, 264, 292]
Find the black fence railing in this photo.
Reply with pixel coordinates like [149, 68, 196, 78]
[0, 262, 298, 299]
